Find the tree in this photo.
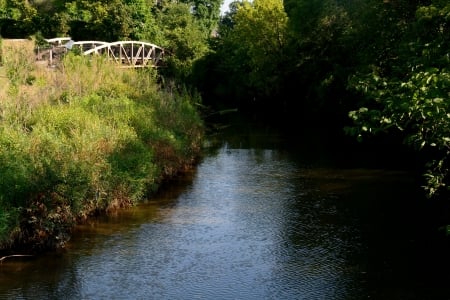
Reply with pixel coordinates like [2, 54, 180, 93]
[190, 0, 222, 34]
[156, 2, 210, 83]
[125, 0, 162, 42]
[193, 0, 288, 109]
[280, 0, 358, 123]
[0, 0, 161, 41]
[231, 0, 288, 99]
[347, 1, 450, 197]
[0, 0, 38, 37]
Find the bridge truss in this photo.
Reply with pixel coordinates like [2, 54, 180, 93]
[82, 41, 165, 68]
[38, 38, 165, 68]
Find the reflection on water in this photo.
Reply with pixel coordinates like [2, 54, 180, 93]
[1, 120, 450, 299]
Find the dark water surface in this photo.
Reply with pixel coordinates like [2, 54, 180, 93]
[1, 117, 450, 299]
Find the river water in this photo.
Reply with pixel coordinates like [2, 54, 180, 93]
[1, 116, 450, 299]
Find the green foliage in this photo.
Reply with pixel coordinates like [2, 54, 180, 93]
[156, 2, 210, 81]
[347, 1, 450, 198]
[231, 0, 288, 97]
[147, 89, 204, 177]
[127, 0, 164, 42]
[190, 0, 222, 33]
[348, 67, 450, 197]
[61, 0, 133, 40]
[1, 40, 35, 86]
[0, 126, 38, 242]
[0, 0, 220, 44]
[0, 0, 208, 251]
[193, 0, 289, 106]
[0, 127, 36, 209]
[0, 0, 38, 37]
[29, 104, 118, 206]
[280, 0, 360, 120]
[0, 45, 204, 250]
[284, 0, 325, 37]
[199, 0, 363, 117]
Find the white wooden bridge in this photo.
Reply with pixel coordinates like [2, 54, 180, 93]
[37, 38, 165, 68]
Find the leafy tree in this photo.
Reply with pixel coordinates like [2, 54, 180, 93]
[190, 0, 222, 33]
[283, 0, 325, 37]
[231, 0, 288, 100]
[156, 2, 210, 83]
[0, 0, 37, 37]
[0, 0, 162, 41]
[125, 0, 162, 42]
[60, 0, 135, 40]
[188, 1, 242, 107]
[216, 0, 239, 34]
[347, 1, 450, 197]
[281, 0, 364, 123]
[192, 0, 288, 110]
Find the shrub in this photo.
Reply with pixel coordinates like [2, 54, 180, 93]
[0, 42, 204, 251]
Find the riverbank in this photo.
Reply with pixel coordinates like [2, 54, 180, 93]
[0, 39, 204, 255]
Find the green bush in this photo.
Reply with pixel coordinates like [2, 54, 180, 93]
[0, 47, 204, 251]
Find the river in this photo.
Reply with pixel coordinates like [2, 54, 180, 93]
[1, 115, 450, 299]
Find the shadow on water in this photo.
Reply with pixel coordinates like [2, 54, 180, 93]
[206, 112, 450, 299]
[1, 112, 450, 299]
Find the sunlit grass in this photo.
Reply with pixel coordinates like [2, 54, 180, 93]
[0, 38, 204, 252]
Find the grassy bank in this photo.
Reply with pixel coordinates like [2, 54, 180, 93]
[0, 39, 204, 253]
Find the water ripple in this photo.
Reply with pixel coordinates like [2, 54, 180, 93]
[0, 145, 429, 299]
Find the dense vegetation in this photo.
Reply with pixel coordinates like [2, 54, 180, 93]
[0, 40, 203, 252]
[196, 0, 450, 200]
[0, 0, 221, 84]
[1, 0, 450, 249]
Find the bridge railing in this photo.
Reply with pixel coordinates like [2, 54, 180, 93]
[35, 37, 72, 65]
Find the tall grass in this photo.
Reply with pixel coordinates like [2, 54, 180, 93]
[0, 41, 204, 252]
[0, 36, 3, 66]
